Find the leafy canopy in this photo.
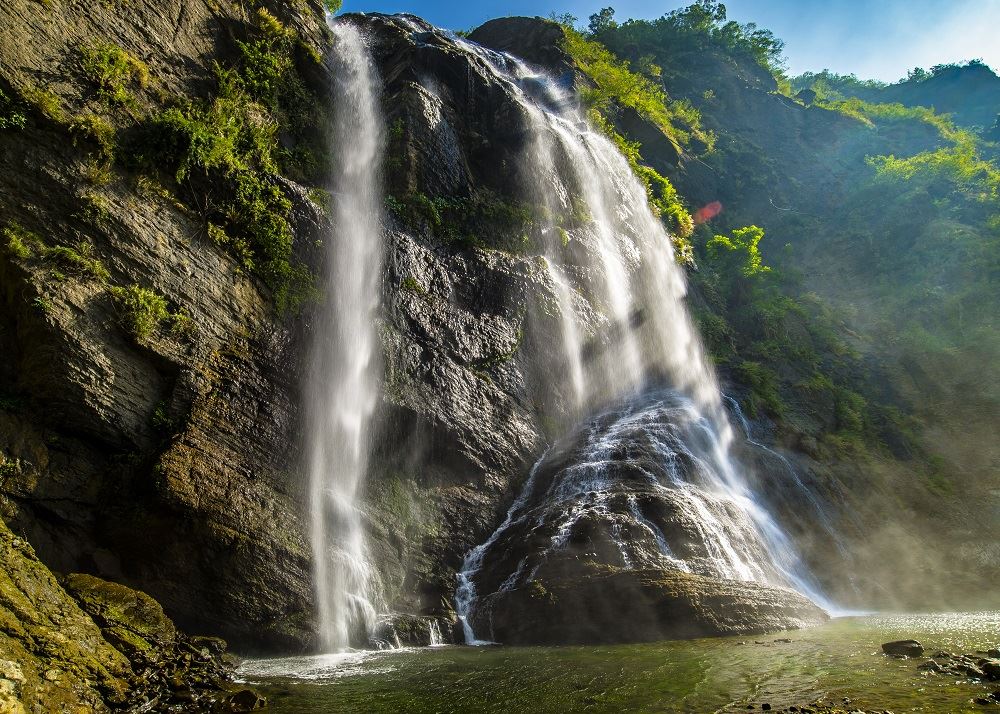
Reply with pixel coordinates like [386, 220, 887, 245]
[590, 2, 786, 77]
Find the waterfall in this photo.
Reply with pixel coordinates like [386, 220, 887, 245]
[448, 37, 832, 641]
[305, 20, 385, 652]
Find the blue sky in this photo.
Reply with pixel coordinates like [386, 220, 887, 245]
[339, 0, 1000, 82]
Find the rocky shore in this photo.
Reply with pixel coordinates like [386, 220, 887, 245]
[0, 519, 264, 712]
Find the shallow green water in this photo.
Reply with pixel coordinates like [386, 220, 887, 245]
[239, 613, 1000, 713]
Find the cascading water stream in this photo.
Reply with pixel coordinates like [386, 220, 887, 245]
[449, 36, 835, 641]
[305, 20, 386, 652]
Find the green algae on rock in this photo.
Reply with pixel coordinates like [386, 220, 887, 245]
[0, 518, 130, 712]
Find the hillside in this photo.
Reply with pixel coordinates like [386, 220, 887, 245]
[792, 60, 1000, 130]
[587, 3, 1000, 607]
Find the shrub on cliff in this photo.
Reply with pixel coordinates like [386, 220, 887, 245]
[127, 8, 321, 313]
[78, 41, 148, 108]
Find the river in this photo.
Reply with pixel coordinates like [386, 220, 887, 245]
[238, 612, 999, 712]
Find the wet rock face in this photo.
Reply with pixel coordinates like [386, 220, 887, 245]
[0, 5, 578, 653]
[343, 14, 588, 619]
[465, 390, 828, 643]
[0, 3, 579, 656]
[486, 565, 828, 646]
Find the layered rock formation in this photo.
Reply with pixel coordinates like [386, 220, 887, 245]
[488, 566, 827, 646]
[0, 518, 254, 712]
[0, 0, 329, 652]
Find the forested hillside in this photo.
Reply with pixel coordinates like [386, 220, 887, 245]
[569, 1, 999, 607]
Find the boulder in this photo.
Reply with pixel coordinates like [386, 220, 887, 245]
[62, 573, 176, 657]
[483, 564, 828, 646]
[882, 640, 924, 657]
[982, 659, 1000, 681]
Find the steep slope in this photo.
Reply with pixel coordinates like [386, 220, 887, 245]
[589, 7, 1000, 608]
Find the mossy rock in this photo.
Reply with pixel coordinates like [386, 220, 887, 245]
[0, 521, 131, 710]
[62, 573, 176, 655]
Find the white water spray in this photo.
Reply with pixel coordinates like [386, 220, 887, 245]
[305, 20, 385, 652]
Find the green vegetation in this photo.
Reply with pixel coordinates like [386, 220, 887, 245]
[69, 114, 116, 162]
[0, 88, 27, 130]
[400, 276, 425, 295]
[78, 41, 148, 107]
[691, 224, 899, 452]
[77, 192, 111, 229]
[562, 28, 709, 152]
[0, 456, 22, 480]
[7, 8, 330, 317]
[558, 26, 700, 252]
[128, 8, 322, 312]
[3, 223, 36, 259]
[705, 225, 769, 277]
[581, 2, 989, 462]
[42, 242, 110, 282]
[587, 110, 695, 256]
[108, 284, 172, 340]
[232, 8, 327, 182]
[792, 59, 994, 102]
[20, 85, 64, 123]
[818, 97, 961, 137]
[789, 70, 886, 101]
[591, 2, 786, 78]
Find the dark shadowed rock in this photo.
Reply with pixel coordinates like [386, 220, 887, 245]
[882, 640, 924, 657]
[485, 564, 828, 646]
[224, 688, 268, 712]
[469, 17, 575, 76]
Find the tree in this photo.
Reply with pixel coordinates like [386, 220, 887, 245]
[588, 7, 618, 35]
[706, 225, 770, 278]
[549, 12, 578, 28]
